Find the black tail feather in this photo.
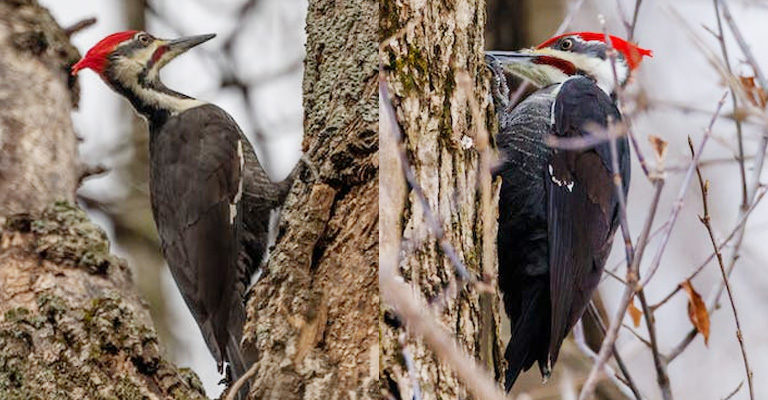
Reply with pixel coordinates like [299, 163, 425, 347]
[504, 281, 550, 391]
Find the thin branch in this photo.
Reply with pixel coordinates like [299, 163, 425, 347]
[641, 91, 729, 287]
[712, 0, 748, 210]
[587, 302, 645, 400]
[722, 381, 744, 400]
[578, 284, 634, 400]
[664, 187, 767, 362]
[64, 17, 97, 37]
[399, 333, 423, 400]
[651, 186, 767, 311]
[621, 323, 652, 348]
[627, 0, 644, 41]
[690, 138, 755, 400]
[572, 318, 641, 400]
[637, 289, 671, 400]
[580, 93, 726, 400]
[224, 363, 257, 400]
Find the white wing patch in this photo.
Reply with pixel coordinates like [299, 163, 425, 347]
[548, 163, 574, 192]
[230, 140, 244, 224]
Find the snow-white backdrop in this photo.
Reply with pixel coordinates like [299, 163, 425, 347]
[41, 0, 306, 397]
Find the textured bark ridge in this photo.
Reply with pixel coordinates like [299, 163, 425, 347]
[241, 0, 378, 399]
[0, 203, 205, 400]
[0, 2, 207, 399]
[381, 1, 505, 399]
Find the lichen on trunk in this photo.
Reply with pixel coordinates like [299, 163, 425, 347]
[380, 0, 505, 398]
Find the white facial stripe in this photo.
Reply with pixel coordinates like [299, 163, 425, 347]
[111, 52, 204, 115]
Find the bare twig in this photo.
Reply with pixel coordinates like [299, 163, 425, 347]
[64, 17, 97, 37]
[664, 187, 767, 362]
[641, 91, 728, 287]
[587, 303, 645, 400]
[572, 319, 641, 400]
[711, 0, 748, 210]
[223, 363, 257, 400]
[626, 0, 644, 41]
[651, 186, 767, 311]
[637, 289, 671, 400]
[690, 138, 755, 400]
[399, 333, 423, 400]
[621, 323, 652, 348]
[722, 381, 744, 400]
[580, 93, 726, 400]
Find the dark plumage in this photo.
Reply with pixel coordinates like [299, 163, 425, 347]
[150, 104, 285, 382]
[493, 74, 629, 389]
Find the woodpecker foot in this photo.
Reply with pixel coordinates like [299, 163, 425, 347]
[485, 53, 510, 111]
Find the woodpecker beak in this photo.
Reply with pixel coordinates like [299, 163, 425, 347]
[166, 33, 216, 54]
[151, 33, 216, 72]
[487, 51, 553, 88]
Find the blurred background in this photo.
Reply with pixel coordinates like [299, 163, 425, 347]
[487, 0, 768, 399]
[42, 0, 306, 396]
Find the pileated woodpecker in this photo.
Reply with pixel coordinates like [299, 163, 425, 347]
[486, 32, 651, 390]
[72, 31, 291, 396]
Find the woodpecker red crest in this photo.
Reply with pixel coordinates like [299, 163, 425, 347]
[536, 32, 652, 71]
[71, 31, 138, 75]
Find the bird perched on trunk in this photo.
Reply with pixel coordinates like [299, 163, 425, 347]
[486, 32, 651, 390]
[72, 31, 293, 397]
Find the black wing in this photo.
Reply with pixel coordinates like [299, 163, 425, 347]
[149, 104, 244, 369]
[546, 77, 630, 364]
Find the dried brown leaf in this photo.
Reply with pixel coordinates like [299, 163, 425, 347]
[648, 135, 668, 164]
[628, 297, 642, 328]
[681, 280, 710, 345]
[739, 75, 767, 109]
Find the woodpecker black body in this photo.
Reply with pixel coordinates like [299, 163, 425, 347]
[73, 31, 292, 398]
[486, 32, 650, 390]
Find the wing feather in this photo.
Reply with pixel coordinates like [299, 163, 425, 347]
[546, 77, 630, 364]
[149, 104, 243, 364]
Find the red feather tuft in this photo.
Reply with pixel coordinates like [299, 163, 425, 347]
[71, 31, 138, 76]
[536, 32, 652, 71]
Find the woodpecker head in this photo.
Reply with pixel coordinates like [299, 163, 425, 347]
[72, 31, 214, 120]
[489, 32, 652, 94]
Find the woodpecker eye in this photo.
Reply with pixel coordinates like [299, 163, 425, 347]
[559, 38, 574, 51]
[136, 33, 152, 46]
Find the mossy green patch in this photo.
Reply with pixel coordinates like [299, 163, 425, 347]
[22, 201, 122, 275]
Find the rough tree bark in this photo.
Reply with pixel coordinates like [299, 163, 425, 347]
[380, 1, 505, 399]
[0, 1, 205, 399]
[241, 0, 379, 399]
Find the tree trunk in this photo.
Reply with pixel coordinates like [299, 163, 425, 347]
[0, 1, 205, 399]
[380, 1, 505, 399]
[240, 0, 378, 399]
